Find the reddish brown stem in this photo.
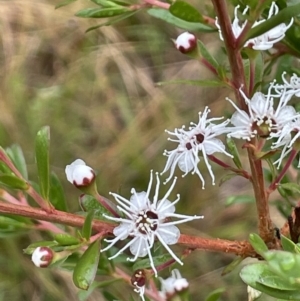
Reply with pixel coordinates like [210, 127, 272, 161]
[208, 154, 252, 180]
[248, 146, 273, 242]
[0, 201, 114, 233]
[211, 0, 247, 108]
[212, 0, 274, 244]
[178, 234, 256, 257]
[143, 0, 169, 9]
[0, 200, 258, 257]
[27, 186, 54, 213]
[267, 148, 298, 195]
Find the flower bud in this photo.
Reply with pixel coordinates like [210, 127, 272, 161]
[65, 159, 95, 187]
[31, 247, 54, 268]
[131, 269, 146, 288]
[131, 270, 146, 301]
[175, 32, 197, 54]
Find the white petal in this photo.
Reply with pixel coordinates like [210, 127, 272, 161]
[157, 199, 175, 216]
[178, 151, 198, 173]
[203, 138, 225, 155]
[130, 192, 149, 210]
[157, 225, 180, 245]
[113, 223, 133, 240]
[250, 92, 268, 115]
[231, 110, 251, 127]
[130, 237, 149, 257]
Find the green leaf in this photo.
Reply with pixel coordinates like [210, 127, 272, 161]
[82, 210, 94, 240]
[197, 40, 219, 70]
[0, 174, 28, 190]
[73, 240, 101, 290]
[219, 173, 239, 187]
[204, 287, 226, 301]
[254, 52, 264, 89]
[54, 234, 81, 246]
[240, 262, 300, 298]
[85, 10, 139, 32]
[75, 7, 129, 18]
[78, 279, 121, 301]
[264, 250, 300, 281]
[91, 0, 128, 7]
[0, 158, 13, 174]
[249, 233, 268, 255]
[0, 216, 29, 229]
[243, 59, 250, 90]
[147, 8, 214, 32]
[55, 0, 78, 9]
[281, 235, 300, 253]
[23, 241, 58, 255]
[35, 126, 50, 200]
[279, 183, 300, 195]
[226, 137, 242, 169]
[221, 256, 243, 276]
[156, 79, 226, 87]
[246, 3, 300, 41]
[6, 144, 28, 179]
[132, 254, 173, 271]
[102, 291, 120, 301]
[80, 194, 112, 220]
[225, 195, 254, 207]
[49, 172, 67, 211]
[169, 1, 203, 23]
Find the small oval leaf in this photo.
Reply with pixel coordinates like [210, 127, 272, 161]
[50, 172, 67, 211]
[73, 240, 101, 290]
[249, 233, 268, 255]
[82, 210, 94, 240]
[169, 1, 203, 23]
[35, 126, 50, 200]
[6, 144, 28, 179]
[75, 7, 129, 18]
[0, 174, 29, 190]
[147, 8, 214, 32]
[54, 234, 81, 246]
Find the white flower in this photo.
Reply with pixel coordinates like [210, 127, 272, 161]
[161, 107, 232, 189]
[32, 247, 54, 268]
[227, 83, 297, 141]
[159, 269, 189, 299]
[101, 171, 203, 276]
[274, 72, 300, 97]
[216, 2, 293, 50]
[271, 117, 300, 168]
[65, 159, 95, 187]
[175, 32, 197, 54]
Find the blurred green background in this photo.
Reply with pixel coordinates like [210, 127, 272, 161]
[0, 1, 282, 300]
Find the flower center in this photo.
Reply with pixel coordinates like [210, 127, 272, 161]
[135, 210, 158, 234]
[131, 269, 146, 287]
[185, 133, 204, 150]
[252, 116, 275, 138]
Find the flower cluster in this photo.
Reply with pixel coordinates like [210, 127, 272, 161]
[161, 107, 232, 189]
[101, 171, 203, 276]
[227, 74, 300, 168]
[216, 2, 293, 51]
